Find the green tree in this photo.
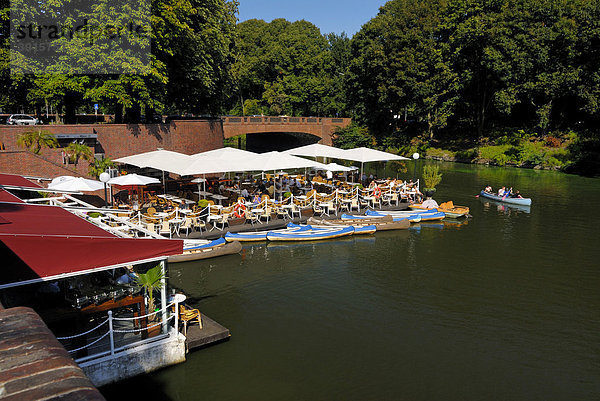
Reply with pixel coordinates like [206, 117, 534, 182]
[134, 264, 166, 313]
[16, 129, 58, 154]
[64, 142, 93, 166]
[347, 0, 458, 140]
[89, 157, 116, 178]
[333, 122, 375, 149]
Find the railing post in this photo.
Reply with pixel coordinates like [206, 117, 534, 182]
[108, 310, 115, 356]
[174, 298, 179, 335]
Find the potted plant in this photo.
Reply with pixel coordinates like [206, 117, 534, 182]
[134, 265, 166, 337]
[422, 165, 442, 197]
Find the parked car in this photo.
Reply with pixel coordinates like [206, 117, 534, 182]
[6, 114, 39, 125]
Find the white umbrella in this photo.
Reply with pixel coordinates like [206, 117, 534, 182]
[283, 143, 350, 160]
[323, 162, 354, 172]
[107, 173, 160, 186]
[47, 177, 105, 192]
[243, 151, 330, 172]
[192, 147, 257, 159]
[341, 147, 409, 163]
[341, 147, 409, 181]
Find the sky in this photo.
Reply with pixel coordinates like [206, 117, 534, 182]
[237, 0, 389, 36]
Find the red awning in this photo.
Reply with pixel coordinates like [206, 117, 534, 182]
[0, 202, 183, 288]
[0, 173, 43, 188]
[0, 188, 22, 203]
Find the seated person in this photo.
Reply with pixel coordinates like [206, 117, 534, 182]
[421, 196, 439, 209]
[240, 187, 249, 200]
[116, 266, 137, 285]
[497, 186, 506, 196]
[484, 185, 492, 193]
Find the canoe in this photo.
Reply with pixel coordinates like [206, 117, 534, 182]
[365, 209, 446, 222]
[409, 201, 470, 218]
[479, 190, 532, 206]
[307, 216, 409, 231]
[168, 238, 242, 262]
[341, 212, 422, 223]
[266, 225, 354, 241]
[224, 225, 310, 242]
[297, 221, 376, 235]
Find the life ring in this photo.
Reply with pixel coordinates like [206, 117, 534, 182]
[372, 186, 382, 199]
[233, 203, 247, 218]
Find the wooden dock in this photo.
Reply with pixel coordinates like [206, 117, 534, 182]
[186, 314, 230, 351]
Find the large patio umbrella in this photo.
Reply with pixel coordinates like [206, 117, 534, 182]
[107, 173, 160, 186]
[108, 173, 161, 204]
[283, 143, 350, 160]
[115, 150, 193, 193]
[340, 147, 410, 181]
[47, 177, 105, 192]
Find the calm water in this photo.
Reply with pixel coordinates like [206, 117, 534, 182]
[102, 162, 600, 401]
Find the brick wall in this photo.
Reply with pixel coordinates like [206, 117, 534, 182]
[0, 120, 224, 178]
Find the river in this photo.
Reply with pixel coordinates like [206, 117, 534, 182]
[101, 162, 600, 400]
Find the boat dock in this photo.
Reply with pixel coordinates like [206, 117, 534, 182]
[186, 314, 231, 351]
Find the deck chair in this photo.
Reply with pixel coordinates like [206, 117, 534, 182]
[178, 304, 202, 336]
[260, 207, 272, 223]
[158, 220, 172, 238]
[214, 213, 230, 231]
[179, 218, 193, 236]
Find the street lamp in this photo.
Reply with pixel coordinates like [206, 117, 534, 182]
[99, 172, 110, 207]
[412, 152, 420, 183]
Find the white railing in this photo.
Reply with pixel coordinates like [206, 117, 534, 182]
[56, 297, 183, 364]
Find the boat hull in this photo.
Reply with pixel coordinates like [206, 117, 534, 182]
[168, 240, 242, 262]
[480, 190, 532, 206]
[267, 225, 354, 241]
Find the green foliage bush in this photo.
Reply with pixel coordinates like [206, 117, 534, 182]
[198, 199, 209, 208]
[422, 165, 442, 190]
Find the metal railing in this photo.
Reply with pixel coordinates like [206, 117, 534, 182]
[56, 297, 183, 364]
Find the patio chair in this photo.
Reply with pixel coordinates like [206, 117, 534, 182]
[178, 304, 202, 336]
[214, 213, 230, 231]
[260, 207, 272, 223]
[179, 218, 193, 236]
[350, 198, 360, 212]
[158, 220, 172, 238]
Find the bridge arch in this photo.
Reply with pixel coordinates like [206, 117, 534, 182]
[222, 116, 351, 148]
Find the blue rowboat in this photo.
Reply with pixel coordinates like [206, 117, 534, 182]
[365, 209, 445, 222]
[267, 225, 354, 241]
[479, 190, 532, 206]
[182, 237, 226, 250]
[225, 225, 310, 242]
[288, 222, 376, 235]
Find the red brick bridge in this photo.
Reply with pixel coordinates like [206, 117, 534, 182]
[222, 116, 351, 146]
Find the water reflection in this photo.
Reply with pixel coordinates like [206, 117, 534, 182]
[479, 197, 531, 214]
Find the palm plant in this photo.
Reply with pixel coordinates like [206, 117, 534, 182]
[134, 265, 166, 313]
[422, 165, 442, 192]
[65, 142, 93, 166]
[16, 129, 58, 154]
[89, 157, 115, 178]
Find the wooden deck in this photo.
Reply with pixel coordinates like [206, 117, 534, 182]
[186, 314, 230, 351]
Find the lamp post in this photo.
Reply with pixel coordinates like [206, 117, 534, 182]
[99, 172, 110, 207]
[412, 152, 420, 184]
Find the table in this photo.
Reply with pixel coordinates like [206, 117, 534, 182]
[362, 195, 376, 208]
[196, 191, 213, 199]
[207, 214, 222, 230]
[169, 218, 185, 235]
[211, 194, 229, 205]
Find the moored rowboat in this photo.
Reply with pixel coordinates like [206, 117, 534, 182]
[168, 238, 242, 262]
[266, 225, 354, 241]
[307, 216, 410, 231]
[409, 201, 470, 218]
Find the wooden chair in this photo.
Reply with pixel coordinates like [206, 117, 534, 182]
[178, 304, 202, 336]
[158, 220, 172, 238]
[179, 218, 193, 236]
